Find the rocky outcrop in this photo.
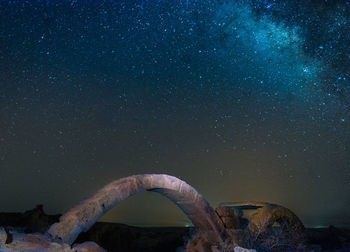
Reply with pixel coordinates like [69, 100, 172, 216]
[217, 202, 305, 251]
[0, 205, 60, 233]
[0, 231, 106, 252]
[0, 227, 105, 252]
[217, 201, 304, 234]
[0, 175, 308, 252]
[48, 174, 228, 246]
[243, 202, 305, 237]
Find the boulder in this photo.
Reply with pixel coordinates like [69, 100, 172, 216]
[234, 246, 256, 252]
[73, 241, 106, 252]
[0, 227, 7, 244]
[0, 229, 105, 252]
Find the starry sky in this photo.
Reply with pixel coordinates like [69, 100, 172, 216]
[1, 0, 350, 228]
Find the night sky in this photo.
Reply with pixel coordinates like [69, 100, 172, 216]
[1, 0, 350, 228]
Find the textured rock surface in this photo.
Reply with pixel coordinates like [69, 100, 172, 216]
[0, 229, 106, 252]
[72, 241, 106, 252]
[0, 231, 71, 252]
[219, 201, 304, 236]
[185, 232, 215, 252]
[244, 202, 305, 237]
[234, 246, 256, 252]
[0, 227, 7, 244]
[215, 206, 240, 229]
[218, 201, 305, 251]
[48, 174, 228, 245]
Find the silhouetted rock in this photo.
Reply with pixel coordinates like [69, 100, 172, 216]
[0, 205, 60, 233]
[305, 226, 350, 251]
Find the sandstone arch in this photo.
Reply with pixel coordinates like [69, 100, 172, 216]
[48, 174, 228, 245]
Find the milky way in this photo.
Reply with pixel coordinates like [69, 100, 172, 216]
[0, 0, 349, 227]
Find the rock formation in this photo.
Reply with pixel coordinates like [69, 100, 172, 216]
[217, 201, 305, 250]
[0, 174, 305, 251]
[0, 204, 60, 234]
[48, 174, 228, 246]
[0, 226, 105, 252]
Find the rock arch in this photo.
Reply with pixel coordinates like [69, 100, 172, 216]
[223, 201, 304, 235]
[218, 201, 304, 233]
[218, 201, 305, 249]
[48, 174, 228, 245]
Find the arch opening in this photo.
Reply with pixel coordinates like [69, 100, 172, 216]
[98, 191, 191, 227]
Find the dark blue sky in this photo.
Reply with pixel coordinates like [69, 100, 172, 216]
[1, 0, 349, 227]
